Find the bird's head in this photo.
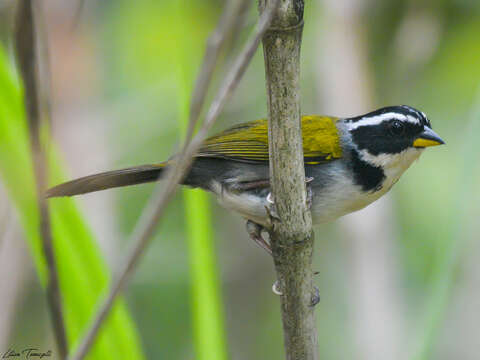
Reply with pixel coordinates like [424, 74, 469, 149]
[341, 105, 444, 170]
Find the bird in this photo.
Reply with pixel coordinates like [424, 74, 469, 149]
[47, 105, 444, 254]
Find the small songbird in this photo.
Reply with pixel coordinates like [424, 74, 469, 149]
[47, 105, 444, 253]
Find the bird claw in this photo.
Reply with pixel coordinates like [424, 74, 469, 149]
[246, 220, 272, 255]
[272, 280, 283, 296]
[272, 281, 319, 306]
[266, 192, 274, 204]
[310, 286, 320, 307]
[265, 192, 281, 222]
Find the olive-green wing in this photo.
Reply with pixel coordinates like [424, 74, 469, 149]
[198, 115, 343, 165]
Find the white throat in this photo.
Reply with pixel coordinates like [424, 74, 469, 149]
[358, 147, 423, 190]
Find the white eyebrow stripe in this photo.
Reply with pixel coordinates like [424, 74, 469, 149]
[347, 112, 421, 130]
[406, 114, 420, 124]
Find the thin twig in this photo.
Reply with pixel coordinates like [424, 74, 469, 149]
[67, 1, 280, 359]
[184, 0, 250, 145]
[225, 0, 253, 56]
[14, 1, 68, 358]
[259, 0, 318, 359]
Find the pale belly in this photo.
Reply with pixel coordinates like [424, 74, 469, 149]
[310, 181, 389, 224]
[210, 176, 391, 227]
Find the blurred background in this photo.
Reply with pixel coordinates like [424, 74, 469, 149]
[0, 0, 479, 359]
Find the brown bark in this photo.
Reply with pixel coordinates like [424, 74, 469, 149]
[259, 1, 318, 359]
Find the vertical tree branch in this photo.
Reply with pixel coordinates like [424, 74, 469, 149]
[14, 1, 68, 358]
[259, 1, 318, 359]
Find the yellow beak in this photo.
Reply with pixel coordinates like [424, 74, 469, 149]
[413, 126, 445, 148]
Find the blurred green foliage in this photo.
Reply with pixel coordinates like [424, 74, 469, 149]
[0, 48, 144, 359]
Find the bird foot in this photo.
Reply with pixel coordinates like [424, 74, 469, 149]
[310, 286, 320, 307]
[272, 280, 283, 296]
[265, 192, 281, 222]
[246, 220, 272, 255]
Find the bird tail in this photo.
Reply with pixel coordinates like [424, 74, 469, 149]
[46, 163, 167, 198]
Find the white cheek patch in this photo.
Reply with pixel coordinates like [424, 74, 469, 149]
[358, 148, 422, 170]
[347, 112, 421, 130]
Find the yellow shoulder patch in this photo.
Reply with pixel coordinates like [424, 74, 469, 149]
[198, 115, 343, 164]
[301, 115, 342, 164]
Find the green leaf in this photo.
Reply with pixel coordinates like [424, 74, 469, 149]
[0, 46, 144, 360]
[173, 2, 228, 359]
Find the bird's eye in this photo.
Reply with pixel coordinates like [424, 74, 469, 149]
[390, 120, 405, 135]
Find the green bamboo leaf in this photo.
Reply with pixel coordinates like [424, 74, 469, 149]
[173, 2, 228, 359]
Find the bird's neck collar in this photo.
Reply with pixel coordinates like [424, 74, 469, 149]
[349, 149, 385, 192]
